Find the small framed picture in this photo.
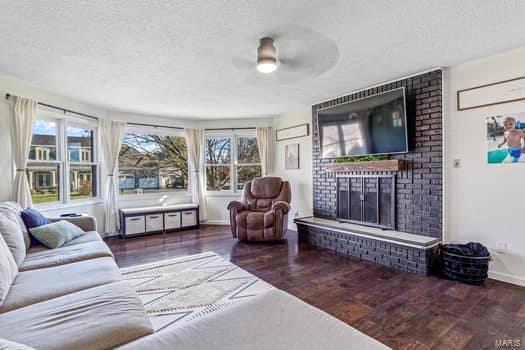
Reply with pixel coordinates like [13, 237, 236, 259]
[285, 143, 300, 169]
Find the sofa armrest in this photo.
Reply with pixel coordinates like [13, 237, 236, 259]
[272, 201, 290, 214]
[227, 201, 248, 212]
[48, 216, 98, 232]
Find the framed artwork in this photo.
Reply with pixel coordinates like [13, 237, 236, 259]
[486, 112, 525, 164]
[276, 123, 309, 141]
[458, 76, 525, 111]
[285, 143, 300, 169]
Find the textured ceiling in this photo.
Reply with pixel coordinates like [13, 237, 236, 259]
[1, 1, 524, 119]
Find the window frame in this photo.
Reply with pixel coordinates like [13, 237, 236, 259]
[117, 126, 191, 199]
[29, 110, 101, 208]
[204, 130, 261, 195]
[66, 120, 100, 202]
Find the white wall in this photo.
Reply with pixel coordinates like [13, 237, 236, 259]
[0, 74, 272, 230]
[444, 47, 525, 286]
[272, 108, 313, 228]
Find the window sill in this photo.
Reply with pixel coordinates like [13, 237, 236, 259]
[118, 191, 192, 201]
[204, 192, 242, 198]
[36, 199, 104, 211]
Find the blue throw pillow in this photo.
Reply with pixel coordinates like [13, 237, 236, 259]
[20, 208, 50, 230]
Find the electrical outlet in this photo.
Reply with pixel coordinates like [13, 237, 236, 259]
[453, 159, 461, 168]
[495, 241, 508, 253]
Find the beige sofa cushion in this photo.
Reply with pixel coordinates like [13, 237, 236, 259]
[0, 257, 122, 312]
[0, 337, 36, 350]
[27, 231, 103, 253]
[19, 241, 113, 272]
[0, 202, 30, 250]
[0, 235, 18, 306]
[118, 288, 389, 350]
[63, 230, 102, 246]
[0, 202, 31, 265]
[0, 219, 26, 266]
[48, 216, 98, 232]
[0, 281, 154, 350]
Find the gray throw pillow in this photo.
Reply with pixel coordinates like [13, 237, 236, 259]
[0, 219, 26, 266]
[29, 221, 85, 249]
[0, 234, 18, 306]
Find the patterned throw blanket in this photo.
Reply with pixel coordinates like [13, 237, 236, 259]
[120, 252, 274, 331]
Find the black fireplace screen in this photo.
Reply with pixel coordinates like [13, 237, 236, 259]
[336, 175, 396, 229]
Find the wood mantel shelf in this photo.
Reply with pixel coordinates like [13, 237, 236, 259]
[325, 159, 404, 172]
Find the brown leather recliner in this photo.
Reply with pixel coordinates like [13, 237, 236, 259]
[227, 177, 291, 241]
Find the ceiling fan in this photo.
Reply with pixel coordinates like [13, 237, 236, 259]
[231, 26, 340, 85]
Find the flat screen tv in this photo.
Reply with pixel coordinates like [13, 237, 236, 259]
[317, 87, 408, 158]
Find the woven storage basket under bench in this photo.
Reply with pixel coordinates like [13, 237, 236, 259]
[119, 204, 199, 238]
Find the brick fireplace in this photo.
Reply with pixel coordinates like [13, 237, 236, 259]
[296, 69, 443, 276]
[312, 69, 442, 238]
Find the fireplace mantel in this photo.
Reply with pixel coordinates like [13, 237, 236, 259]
[325, 159, 404, 173]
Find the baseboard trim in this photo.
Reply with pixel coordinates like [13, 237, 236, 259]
[202, 220, 230, 225]
[488, 270, 525, 287]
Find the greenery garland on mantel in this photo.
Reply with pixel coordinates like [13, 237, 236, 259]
[333, 154, 390, 163]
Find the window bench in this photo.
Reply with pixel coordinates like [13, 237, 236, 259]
[119, 204, 199, 238]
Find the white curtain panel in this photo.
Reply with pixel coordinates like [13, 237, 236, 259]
[256, 126, 272, 176]
[10, 96, 37, 208]
[184, 128, 207, 221]
[100, 119, 126, 234]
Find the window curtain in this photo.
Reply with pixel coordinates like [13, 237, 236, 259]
[256, 126, 272, 176]
[100, 119, 126, 234]
[10, 96, 37, 208]
[184, 128, 207, 221]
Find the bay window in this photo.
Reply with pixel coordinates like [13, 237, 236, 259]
[205, 133, 261, 193]
[27, 114, 99, 205]
[68, 124, 97, 200]
[118, 130, 189, 195]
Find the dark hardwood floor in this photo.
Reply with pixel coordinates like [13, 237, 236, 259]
[106, 225, 525, 350]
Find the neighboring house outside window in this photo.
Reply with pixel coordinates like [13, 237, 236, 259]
[118, 130, 189, 195]
[27, 115, 99, 205]
[67, 124, 97, 201]
[205, 132, 261, 193]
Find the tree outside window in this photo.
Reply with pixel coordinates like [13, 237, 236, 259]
[205, 135, 261, 192]
[118, 133, 188, 194]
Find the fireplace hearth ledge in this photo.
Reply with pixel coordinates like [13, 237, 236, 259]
[294, 216, 440, 276]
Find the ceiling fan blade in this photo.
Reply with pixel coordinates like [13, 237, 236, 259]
[231, 56, 253, 70]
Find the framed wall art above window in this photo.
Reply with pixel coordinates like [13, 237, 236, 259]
[275, 123, 309, 141]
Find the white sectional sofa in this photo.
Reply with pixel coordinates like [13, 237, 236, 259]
[0, 201, 389, 350]
[0, 202, 154, 349]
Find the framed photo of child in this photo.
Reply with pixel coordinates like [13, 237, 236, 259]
[487, 112, 525, 164]
[285, 143, 300, 169]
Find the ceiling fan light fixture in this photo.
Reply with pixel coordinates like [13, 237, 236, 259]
[257, 37, 277, 73]
[257, 59, 277, 73]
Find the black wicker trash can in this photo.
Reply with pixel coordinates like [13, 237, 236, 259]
[440, 242, 490, 284]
